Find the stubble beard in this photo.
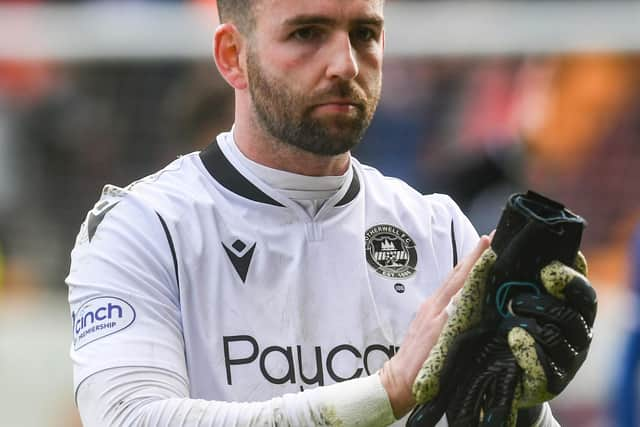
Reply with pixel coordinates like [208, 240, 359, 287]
[246, 47, 381, 156]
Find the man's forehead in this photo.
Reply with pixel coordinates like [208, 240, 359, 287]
[254, 0, 384, 26]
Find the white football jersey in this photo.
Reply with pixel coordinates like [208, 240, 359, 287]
[67, 131, 479, 409]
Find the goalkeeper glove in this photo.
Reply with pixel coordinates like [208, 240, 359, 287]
[408, 191, 597, 427]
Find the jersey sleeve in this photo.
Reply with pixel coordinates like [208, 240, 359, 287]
[66, 185, 187, 396]
[76, 366, 397, 427]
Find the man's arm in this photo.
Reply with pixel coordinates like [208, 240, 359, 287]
[76, 366, 396, 426]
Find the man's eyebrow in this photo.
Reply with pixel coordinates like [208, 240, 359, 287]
[282, 14, 384, 28]
[353, 16, 384, 27]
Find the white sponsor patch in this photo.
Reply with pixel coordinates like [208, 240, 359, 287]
[72, 296, 136, 350]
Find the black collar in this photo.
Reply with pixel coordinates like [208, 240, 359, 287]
[199, 141, 360, 207]
[336, 166, 360, 207]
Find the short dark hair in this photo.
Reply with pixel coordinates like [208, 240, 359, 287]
[217, 0, 256, 34]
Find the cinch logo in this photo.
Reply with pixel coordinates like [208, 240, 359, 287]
[223, 335, 399, 388]
[72, 296, 136, 350]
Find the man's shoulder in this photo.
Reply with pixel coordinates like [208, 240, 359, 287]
[75, 152, 212, 239]
[98, 152, 211, 215]
[355, 160, 420, 197]
[354, 159, 461, 214]
[125, 152, 204, 200]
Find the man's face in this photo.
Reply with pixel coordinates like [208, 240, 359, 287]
[245, 0, 384, 156]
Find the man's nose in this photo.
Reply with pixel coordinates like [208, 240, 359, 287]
[325, 33, 359, 81]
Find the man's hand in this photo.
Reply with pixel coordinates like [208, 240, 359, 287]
[379, 235, 492, 419]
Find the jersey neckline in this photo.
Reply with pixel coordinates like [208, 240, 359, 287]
[199, 140, 360, 208]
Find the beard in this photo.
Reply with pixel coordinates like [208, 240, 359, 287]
[246, 47, 381, 156]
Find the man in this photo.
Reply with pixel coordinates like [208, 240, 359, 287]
[67, 1, 587, 425]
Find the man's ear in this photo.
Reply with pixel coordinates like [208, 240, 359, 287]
[213, 23, 248, 90]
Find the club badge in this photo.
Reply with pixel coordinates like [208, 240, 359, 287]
[365, 224, 417, 279]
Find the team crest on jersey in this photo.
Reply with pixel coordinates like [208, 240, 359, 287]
[365, 224, 417, 279]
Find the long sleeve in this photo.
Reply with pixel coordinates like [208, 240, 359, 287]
[76, 366, 396, 427]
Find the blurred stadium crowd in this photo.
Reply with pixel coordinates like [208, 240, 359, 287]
[1, 1, 640, 426]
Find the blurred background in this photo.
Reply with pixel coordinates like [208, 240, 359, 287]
[1, 1, 639, 426]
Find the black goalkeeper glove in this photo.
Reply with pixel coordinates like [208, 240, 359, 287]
[408, 191, 597, 427]
[434, 254, 596, 427]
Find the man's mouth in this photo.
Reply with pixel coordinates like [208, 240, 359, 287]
[313, 99, 363, 113]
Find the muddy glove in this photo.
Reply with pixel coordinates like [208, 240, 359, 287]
[407, 243, 498, 426]
[408, 191, 597, 427]
[438, 254, 596, 427]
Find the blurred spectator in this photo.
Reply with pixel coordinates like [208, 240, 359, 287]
[417, 59, 527, 234]
[14, 63, 194, 286]
[162, 62, 234, 151]
[0, 60, 60, 296]
[612, 223, 640, 427]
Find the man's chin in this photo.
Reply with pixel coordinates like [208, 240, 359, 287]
[316, 121, 366, 154]
[314, 133, 362, 156]
[286, 129, 360, 156]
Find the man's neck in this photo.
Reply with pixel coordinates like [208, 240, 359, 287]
[232, 119, 351, 177]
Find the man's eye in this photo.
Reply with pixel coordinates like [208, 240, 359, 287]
[292, 27, 319, 41]
[352, 27, 376, 42]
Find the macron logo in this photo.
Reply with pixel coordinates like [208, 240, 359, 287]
[222, 239, 256, 283]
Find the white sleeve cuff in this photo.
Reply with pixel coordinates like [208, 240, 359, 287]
[301, 372, 397, 426]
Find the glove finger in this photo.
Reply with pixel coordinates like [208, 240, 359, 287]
[408, 351, 480, 427]
[447, 360, 516, 427]
[540, 261, 597, 328]
[506, 326, 554, 406]
[448, 338, 519, 427]
[563, 276, 597, 329]
[515, 404, 543, 427]
[408, 330, 491, 427]
[508, 317, 581, 375]
[406, 394, 449, 427]
[450, 248, 498, 327]
[574, 251, 588, 276]
[480, 402, 515, 427]
[447, 369, 491, 427]
[478, 358, 520, 427]
[413, 326, 491, 405]
[509, 293, 592, 351]
[409, 354, 479, 427]
[413, 249, 497, 404]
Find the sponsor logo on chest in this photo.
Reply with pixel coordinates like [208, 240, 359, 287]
[223, 335, 398, 390]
